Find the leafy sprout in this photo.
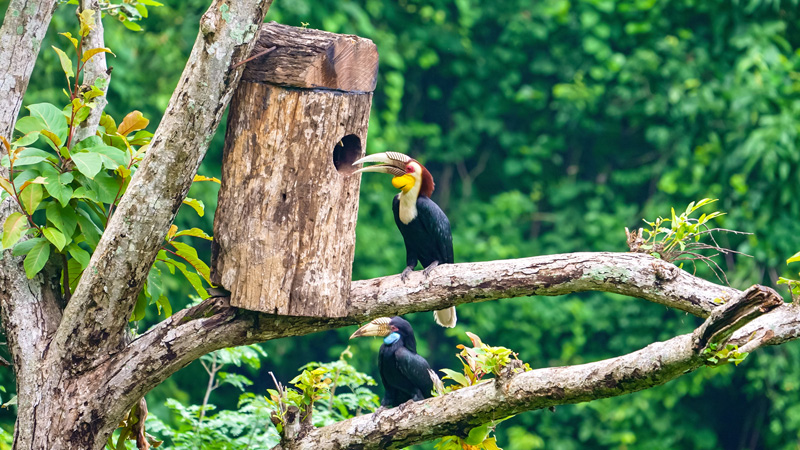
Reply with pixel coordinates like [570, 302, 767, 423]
[626, 198, 751, 284]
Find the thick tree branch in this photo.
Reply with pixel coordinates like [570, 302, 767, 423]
[0, 2, 64, 446]
[74, 0, 109, 142]
[98, 252, 799, 420]
[0, 0, 57, 138]
[271, 285, 783, 450]
[50, 0, 275, 367]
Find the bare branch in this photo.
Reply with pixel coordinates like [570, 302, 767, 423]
[95, 252, 792, 418]
[271, 285, 782, 450]
[50, 0, 275, 367]
[74, 0, 110, 142]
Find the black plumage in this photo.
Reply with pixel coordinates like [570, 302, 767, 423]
[392, 195, 454, 272]
[377, 316, 434, 407]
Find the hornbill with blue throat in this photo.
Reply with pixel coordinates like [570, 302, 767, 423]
[353, 152, 457, 328]
[350, 316, 435, 407]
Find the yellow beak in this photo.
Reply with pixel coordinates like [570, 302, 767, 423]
[349, 317, 393, 339]
[391, 174, 415, 193]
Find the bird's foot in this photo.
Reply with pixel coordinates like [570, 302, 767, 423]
[400, 266, 414, 283]
[422, 261, 440, 278]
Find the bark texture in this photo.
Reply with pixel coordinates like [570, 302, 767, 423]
[0, 0, 57, 139]
[50, 0, 274, 366]
[73, 0, 109, 142]
[272, 286, 783, 450]
[212, 23, 377, 316]
[0, 1, 275, 449]
[241, 21, 379, 91]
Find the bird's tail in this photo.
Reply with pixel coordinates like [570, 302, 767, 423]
[433, 306, 457, 328]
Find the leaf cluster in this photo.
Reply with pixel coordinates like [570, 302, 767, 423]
[702, 343, 749, 367]
[626, 198, 750, 283]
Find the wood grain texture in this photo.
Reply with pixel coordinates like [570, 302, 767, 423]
[213, 81, 371, 317]
[241, 21, 379, 92]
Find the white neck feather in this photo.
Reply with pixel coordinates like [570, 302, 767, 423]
[398, 175, 422, 224]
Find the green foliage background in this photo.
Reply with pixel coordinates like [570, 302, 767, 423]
[2, 0, 800, 448]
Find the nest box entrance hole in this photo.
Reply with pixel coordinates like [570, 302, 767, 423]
[333, 134, 361, 175]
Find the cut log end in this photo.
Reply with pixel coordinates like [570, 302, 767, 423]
[242, 21, 379, 92]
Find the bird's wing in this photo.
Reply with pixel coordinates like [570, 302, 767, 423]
[417, 197, 454, 264]
[394, 346, 434, 398]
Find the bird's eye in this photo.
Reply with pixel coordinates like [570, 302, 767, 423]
[406, 165, 414, 174]
[391, 326, 399, 331]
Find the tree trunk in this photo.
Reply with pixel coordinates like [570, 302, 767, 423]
[212, 22, 378, 317]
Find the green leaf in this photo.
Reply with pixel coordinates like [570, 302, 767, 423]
[23, 239, 50, 279]
[44, 171, 74, 208]
[138, 0, 164, 6]
[67, 257, 83, 291]
[67, 243, 91, 269]
[42, 227, 67, 251]
[71, 152, 103, 179]
[72, 186, 99, 203]
[46, 202, 78, 238]
[132, 289, 147, 321]
[13, 237, 45, 257]
[161, 257, 209, 298]
[2, 212, 29, 250]
[76, 208, 102, 249]
[193, 174, 221, 184]
[13, 131, 41, 147]
[88, 145, 128, 168]
[19, 183, 43, 215]
[27, 103, 68, 143]
[51, 46, 74, 79]
[14, 116, 46, 136]
[173, 228, 213, 240]
[440, 368, 470, 387]
[170, 241, 212, 284]
[156, 295, 172, 317]
[182, 197, 204, 216]
[91, 171, 123, 203]
[122, 20, 143, 32]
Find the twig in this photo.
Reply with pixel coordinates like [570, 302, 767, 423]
[232, 46, 276, 69]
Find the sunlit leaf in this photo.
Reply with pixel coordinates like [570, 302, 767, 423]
[182, 197, 204, 216]
[59, 32, 79, 50]
[193, 175, 221, 184]
[51, 46, 74, 80]
[78, 9, 96, 37]
[117, 111, 149, 136]
[170, 241, 212, 284]
[2, 212, 28, 250]
[19, 182, 44, 214]
[787, 251, 800, 265]
[42, 227, 67, 251]
[174, 228, 213, 240]
[167, 224, 178, 240]
[81, 47, 116, 63]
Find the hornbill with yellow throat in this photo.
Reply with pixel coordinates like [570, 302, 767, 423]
[350, 316, 435, 407]
[353, 152, 457, 328]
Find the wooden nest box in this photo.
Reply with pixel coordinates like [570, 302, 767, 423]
[211, 22, 378, 317]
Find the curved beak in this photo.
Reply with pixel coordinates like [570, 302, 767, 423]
[352, 152, 410, 176]
[349, 317, 393, 339]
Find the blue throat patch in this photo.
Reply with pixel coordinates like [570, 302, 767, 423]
[384, 332, 401, 345]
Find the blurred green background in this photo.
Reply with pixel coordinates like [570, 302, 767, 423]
[2, 0, 800, 448]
